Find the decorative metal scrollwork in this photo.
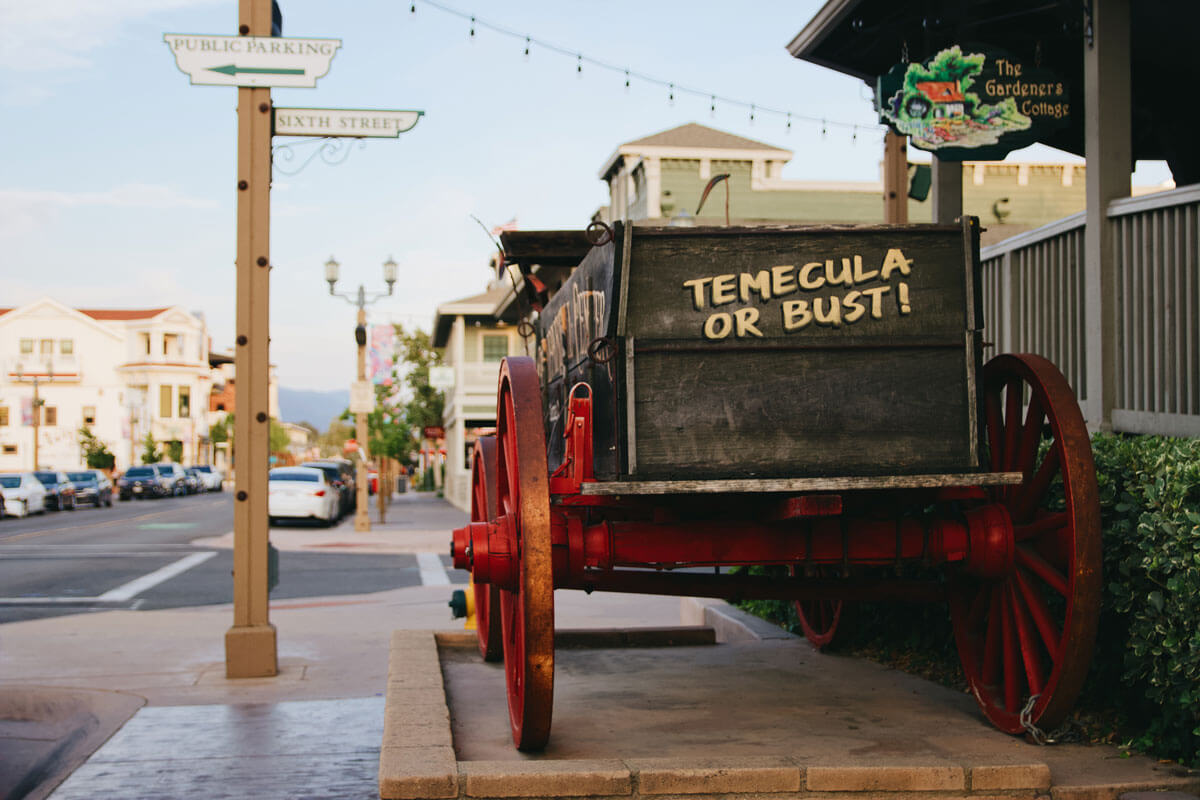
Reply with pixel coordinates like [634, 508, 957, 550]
[272, 137, 367, 176]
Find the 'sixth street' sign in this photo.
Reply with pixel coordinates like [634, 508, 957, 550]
[273, 108, 423, 138]
[163, 33, 340, 88]
[877, 45, 1069, 161]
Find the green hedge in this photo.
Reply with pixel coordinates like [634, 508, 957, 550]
[735, 433, 1200, 765]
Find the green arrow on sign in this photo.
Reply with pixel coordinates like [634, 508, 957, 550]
[208, 64, 306, 76]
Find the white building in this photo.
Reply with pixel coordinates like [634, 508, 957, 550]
[0, 298, 213, 472]
[432, 282, 522, 512]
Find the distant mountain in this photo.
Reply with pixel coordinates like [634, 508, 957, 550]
[278, 387, 349, 429]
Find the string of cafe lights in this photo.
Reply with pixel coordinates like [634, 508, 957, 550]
[408, 0, 885, 142]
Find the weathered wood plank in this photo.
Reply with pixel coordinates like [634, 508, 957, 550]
[631, 347, 974, 478]
[580, 472, 1025, 495]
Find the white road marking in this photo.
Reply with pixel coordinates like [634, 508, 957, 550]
[0, 551, 217, 604]
[416, 552, 450, 586]
[97, 551, 217, 601]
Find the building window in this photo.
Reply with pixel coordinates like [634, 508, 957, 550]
[40, 339, 53, 356]
[0, 406, 8, 426]
[482, 334, 509, 362]
[19, 339, 33, 354]
[83, 406, 96, 426]
[178, 386, 190, 418]
[163, 333, 180, 357]
[2, 444, 16, 455]
[43, 406, 57, 426]
[160, 385, 173, 418]
[141, 332, 151, 355]
[60, 339, 74, 355]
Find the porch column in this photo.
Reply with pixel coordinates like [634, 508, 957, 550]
[1083, 0, 1131, 431]
[932, 156, 962, 224]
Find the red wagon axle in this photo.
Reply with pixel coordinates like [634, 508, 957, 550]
[454, 502, 1017, 589]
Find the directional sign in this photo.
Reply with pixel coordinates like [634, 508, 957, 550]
[163, 33, 340, 88]
[274, 108, 423, 138]
[349, 380, 375, 414]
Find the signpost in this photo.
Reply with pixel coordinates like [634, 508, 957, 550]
[163, 34, 340, 88]
[166, 1, 420, 681]
[274, 108, 423, 138]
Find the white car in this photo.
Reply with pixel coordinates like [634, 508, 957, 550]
[191, 465, 225, 492]
[267, 467, 338, 526]
[0, 473, 48, 517]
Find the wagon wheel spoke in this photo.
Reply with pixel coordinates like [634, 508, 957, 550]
[495, 357, 555, 751]
[470, 436, 503, 662]
[789, 565, 846, 650]
[950, 353, 1100, 735]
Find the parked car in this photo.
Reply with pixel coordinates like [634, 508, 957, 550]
[0, 473, 47, 517]
[153, 463, 189, 496]
[183, 468, 204, 494]
[268, 466, 339, 526]
[66, 470, 113, 507]
[191, 464, 224, 492]
[118, 465, 166, 500]
[301, 461, 353, 519]
[34, 470, 77, 511]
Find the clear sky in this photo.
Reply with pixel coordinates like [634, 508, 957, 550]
[0, 0, 1171, 392]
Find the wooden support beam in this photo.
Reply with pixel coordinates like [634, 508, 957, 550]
[1083, 0, 1132, 432]
[226, 0, 277, 678]
[932, 157, 963, 224]
[883, 131, 908, 223]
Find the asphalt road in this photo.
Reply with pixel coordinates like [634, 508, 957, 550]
[0, 492, 465, 625]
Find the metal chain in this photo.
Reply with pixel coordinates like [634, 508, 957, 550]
[1019, 694, 1051, 744]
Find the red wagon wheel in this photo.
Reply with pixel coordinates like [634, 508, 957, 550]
[950, 353, 1101, 735]
[790, 565, 844, 649]
[469, 436, 503, 662]
[495, 357, 555, 751]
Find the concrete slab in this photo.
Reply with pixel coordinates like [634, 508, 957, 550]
[381, 601, 1200, 800]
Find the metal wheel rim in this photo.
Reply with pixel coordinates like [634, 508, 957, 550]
[495, 357, 555, 751]
[470, 436, 503, 662]
[950, 353, 1101, 734]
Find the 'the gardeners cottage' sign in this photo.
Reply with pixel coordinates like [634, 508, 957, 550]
[877, 45, 1070, 160]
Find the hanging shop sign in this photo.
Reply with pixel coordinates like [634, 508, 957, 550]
[877, 45, 1069, 161]
[163, 33, 340, 88]
[273, 108, 423, 138]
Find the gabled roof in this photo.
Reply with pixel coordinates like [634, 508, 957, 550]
[622, 123, 784, 151]
[600, 123, 793, 179]
[432, 283, 513, 347]
[79, 308, 171, 321]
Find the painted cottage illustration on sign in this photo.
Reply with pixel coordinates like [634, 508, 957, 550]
[915, 81, 965, 118]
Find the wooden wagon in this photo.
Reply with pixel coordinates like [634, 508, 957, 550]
[451, 219, 1100, 751]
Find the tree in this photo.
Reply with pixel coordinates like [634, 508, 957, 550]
[317, 417, 354, 458]
[140, 432, 160, 464]
[339, 324, 444, 467]
[269, 418, 290, 455]
[165, 440, 183, 463]
[77, 426, 115, 470]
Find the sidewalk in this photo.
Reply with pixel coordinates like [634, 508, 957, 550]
[1, 491, 1197, 800]
[0, 492, 687, 799]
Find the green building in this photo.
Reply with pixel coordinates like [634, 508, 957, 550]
[598, 122, 1088, 245]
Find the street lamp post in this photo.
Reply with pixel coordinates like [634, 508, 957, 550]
[325, 255, 398, 532]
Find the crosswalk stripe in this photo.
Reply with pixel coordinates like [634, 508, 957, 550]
[416, 552, 450, 586]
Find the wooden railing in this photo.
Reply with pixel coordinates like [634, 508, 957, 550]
[980, 183, 1200, 436]
[1109, 185, 1200, 435]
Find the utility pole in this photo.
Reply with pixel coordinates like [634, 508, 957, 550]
[31, 376, 41, 471]
[225, 0, 277, 679]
